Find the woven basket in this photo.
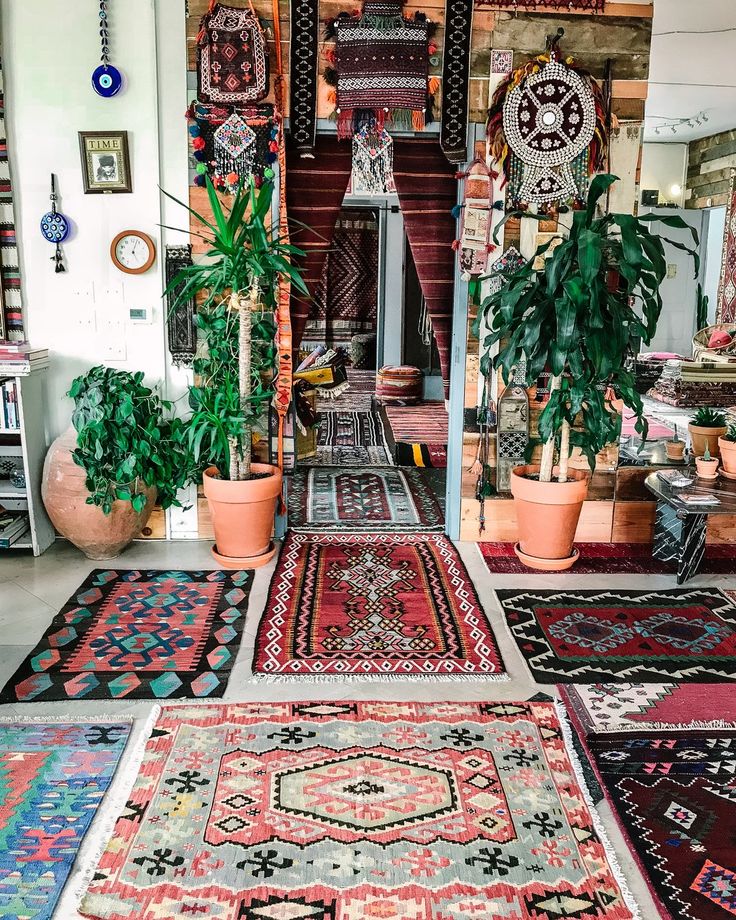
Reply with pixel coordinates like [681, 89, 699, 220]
[693, 324, 736, 363]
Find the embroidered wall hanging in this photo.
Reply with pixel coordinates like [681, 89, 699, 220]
[476, 0, 604, 9]
[488, 245, 525, 296]
[496, 359, 529, 492]
[289, 0, 319, 156]
[197, 1, 269, 105]
[454, 157, 500, 278]
[165, 245, 197, 367]
[441, 0, 473, 163]
[351, 120, 395, 194]
[0, 51, 23, 339]
[716, 168, 736, 324]
[487, 30, 608, 208]
[188, 102, 278, 192]
[324, 0, 438, 139]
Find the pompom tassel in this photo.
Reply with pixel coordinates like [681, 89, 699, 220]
[451, 204, 463, 219]
[323, 66, 338, 87]
[428, 76, 441, 95]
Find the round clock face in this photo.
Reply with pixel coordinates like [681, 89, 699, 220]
[111, 231, 155, 274]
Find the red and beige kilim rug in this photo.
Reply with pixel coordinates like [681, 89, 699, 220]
[383, 403, 448, 468]
[79, 700, 638, 920]
[253, 532, 506, 679]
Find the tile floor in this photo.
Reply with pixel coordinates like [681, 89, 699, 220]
[3, 537, 736, 917]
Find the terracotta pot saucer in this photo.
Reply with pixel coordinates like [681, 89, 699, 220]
[211, 542, 277, 570]
[695, 472, 719, 481]
[720, 468, 736, 481]
[514, 543, 579, 571]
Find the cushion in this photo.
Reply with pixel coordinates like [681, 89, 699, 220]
[376, 365, 423, 404]
[708, 330, 733, 349]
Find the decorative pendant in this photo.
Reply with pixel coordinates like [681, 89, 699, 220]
[40, 174, 70, 273]
[92, 1, 123, 97]
[496, 359, 529, 492]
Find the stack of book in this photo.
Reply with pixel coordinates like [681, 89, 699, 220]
[0, 342, 49, 376]
[0, 508, 28, 547]
[1, 378, 19, 429]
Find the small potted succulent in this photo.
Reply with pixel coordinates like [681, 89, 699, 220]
[665, 425, 686, 462]
[695, 445, 719, 480]
[719, 423, 736, 474]
[689, 408, 727, 459]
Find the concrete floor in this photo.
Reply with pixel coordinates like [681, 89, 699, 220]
[3, 537, 734, 918]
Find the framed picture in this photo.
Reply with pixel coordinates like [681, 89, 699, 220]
[78, 131, 132, 194]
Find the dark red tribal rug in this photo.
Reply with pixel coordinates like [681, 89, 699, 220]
[253, 532, 506, 680]
[498, 588, 736, 683]
[382, 402, 448, 467]
[0, 569, 251, 702]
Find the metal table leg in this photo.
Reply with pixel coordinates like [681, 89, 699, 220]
[652, 501, 707, 584]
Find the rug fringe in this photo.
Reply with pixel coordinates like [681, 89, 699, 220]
[586, 718, 736, 733]
[554, 699, 643, 920]
[250, 671, 511, 683]
[0, 713, 134, 725]
[66, 705, 162, 915]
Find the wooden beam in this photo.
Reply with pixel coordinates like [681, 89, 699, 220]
[485, 2, 652, 17]
[612, 79, 648, 99]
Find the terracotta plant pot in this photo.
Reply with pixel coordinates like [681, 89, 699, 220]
[42, 427, 157, 560]
[695, 455, 720, 479]
[202, 463, 282, 569]
[719, 437, 736, 473]
[510, 465, 590, 570]
[689, 422, 727, 459]
[665, 439, 686, 461]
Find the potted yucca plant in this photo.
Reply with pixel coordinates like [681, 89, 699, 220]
[166, 176, 307, 568]
[479, 174, 699, 570]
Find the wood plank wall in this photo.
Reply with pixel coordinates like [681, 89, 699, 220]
[686, 129, 736, 209]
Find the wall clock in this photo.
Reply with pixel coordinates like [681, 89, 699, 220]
[110, 230, 156, 274]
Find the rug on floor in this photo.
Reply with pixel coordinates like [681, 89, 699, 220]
[481, 541, 736, 574]
[561, 683, 736, 733]
[0, 719, 130, 920]
[317, 409, 385, 447]
[382, 402, 448, 467]
[288, 467, 445, 532]
[253, 532, 505, 679]
[498, 588, 736, 683]
[0, 569, 252, 702]
[586, 727, 736, 920]
[300, 444, 391, 466]
[317, 367, 375, 412]
[79, 700, 636, 920]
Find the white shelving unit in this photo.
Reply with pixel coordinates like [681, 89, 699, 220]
[0, 368, 54, 555]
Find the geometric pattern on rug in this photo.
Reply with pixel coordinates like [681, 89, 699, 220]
[587, 727, 736, 920]
[0, 570, 252, 702]
[288, 467, 445, 532]
[0, 720, 129, 919]
[561, 683, 736, 734]
[317, 410, 385, 447]
[498, 588, 736, 683]
[253, 533, 506, 679]
[300, 444, 391, 466]
[317, 369, 376, 413]
[79, 701, 635, 920]
[383, 403, 448, 467]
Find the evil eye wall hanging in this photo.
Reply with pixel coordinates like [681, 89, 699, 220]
[92, 0, 123, 97]
[40, 174, 70, 273]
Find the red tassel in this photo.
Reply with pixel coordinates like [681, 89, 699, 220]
[455, 171, 467, 180]
[487, 243, 498, 253]
[451, 239, 460, 251]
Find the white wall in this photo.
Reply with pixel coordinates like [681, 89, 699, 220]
[640, 143, 688, 206]
[703, 206, 727, 324]
[1, 0, 188, 441]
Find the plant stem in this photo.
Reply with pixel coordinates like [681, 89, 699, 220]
[539, 374, 561, 483]
[228, 436, 239, 482]
[237, 285, 256, 482]
[558, 419, 570, 483]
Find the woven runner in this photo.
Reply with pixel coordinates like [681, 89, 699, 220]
[717, 168, 736, 323]
[382, 401, 448, 466]
[440, 0, 473, 163]
[0, 52, 23, 338]
[289, 0, 320, 155]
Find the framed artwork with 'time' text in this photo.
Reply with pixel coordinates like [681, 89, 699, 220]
[78, 131, 132, 194]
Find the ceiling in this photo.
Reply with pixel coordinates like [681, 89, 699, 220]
[645, 0, 736, 142]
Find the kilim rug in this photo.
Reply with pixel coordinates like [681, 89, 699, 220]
[481, 542, 736, 575]
[317, 409, 386, 448]
[497, 588, 736, 683]
[253, 532, 506, 679]
[584, 727, 736, 920]
[316, 368, 376, 412]
[300, 444, 391, 466]
[0, 719, 129, 919]
[289, 467, 444, 532]
[383, 402, 448, 467]
[79, 700, 637, 920]
[0, 569, 252, 702]
[716, 168, 735, 322]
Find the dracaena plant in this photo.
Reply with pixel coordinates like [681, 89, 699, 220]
[69, 365, 191, 514]
[478, 174, 699, 481]
[164, 176, 307, 481]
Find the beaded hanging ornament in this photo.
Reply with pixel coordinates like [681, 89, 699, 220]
[92, 0, 123, 97]
[487, 29, 608, 209]
[351, 119, 395, 194]
[323, 0, 440, 139]
[40, 175, 70, 274]
[197, 1, 270, 105]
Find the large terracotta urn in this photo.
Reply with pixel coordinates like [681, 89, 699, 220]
[42, 427, 157, 560]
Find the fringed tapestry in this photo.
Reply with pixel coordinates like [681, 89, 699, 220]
[351, 120, 395, 194]
[165, 245, 197, 368]
[188, 102, 278, 192]
[487, 32, 608, 209]
[289, 0, 319, 157]
[716, 169, 736, 324]
[454, 157, 501, 279]
[197, 1, 269, 105]
[441, 0, 474, 164]
[0, 53, 23, 339]
[323, 0, 439, 139]
[393, 138, 457, 399]
[476, 0, 604, 8]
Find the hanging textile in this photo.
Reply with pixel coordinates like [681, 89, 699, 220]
[487, 30, 608, 208]
[0, 51, 23, 340]
[351, 121, 394, 194]
[188, 102, 279, 193]
[475, 0, 604, 8]
[197, 1, 269, 105]
[455, 157, 499, 279]
[165, 245, 197, 368]
[393, 138, 457, 398]
[323, 0, 439, 139]
[440, 0, 473, 164]
[716, 169, 736, 324]
[289, 0, 320, 157]
[286, 135, 353, 357]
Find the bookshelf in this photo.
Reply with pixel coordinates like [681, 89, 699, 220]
[0, 369, 54, 555]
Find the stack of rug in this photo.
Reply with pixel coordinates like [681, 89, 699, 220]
[648, 359, 736, 406]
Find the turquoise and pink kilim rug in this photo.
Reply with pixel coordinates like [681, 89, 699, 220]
[0, 569, 252, 702]
[79, 701, 637, 920]
[0, 720, 130, 919]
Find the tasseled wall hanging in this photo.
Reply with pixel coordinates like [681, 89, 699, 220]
[351, 120, 394, 194]
[487, 29, 608, 209]
[196, 1, 269, 105]
[454, 158, 502, 280]
[165, 245, 197, 368]
[440, 0, 474, 164]
[323, 0, 439, 139]
[289, 0, 320, 157]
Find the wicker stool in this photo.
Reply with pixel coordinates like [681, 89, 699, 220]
[350, 333, 377, 370]
[376, 365, 423, 404]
